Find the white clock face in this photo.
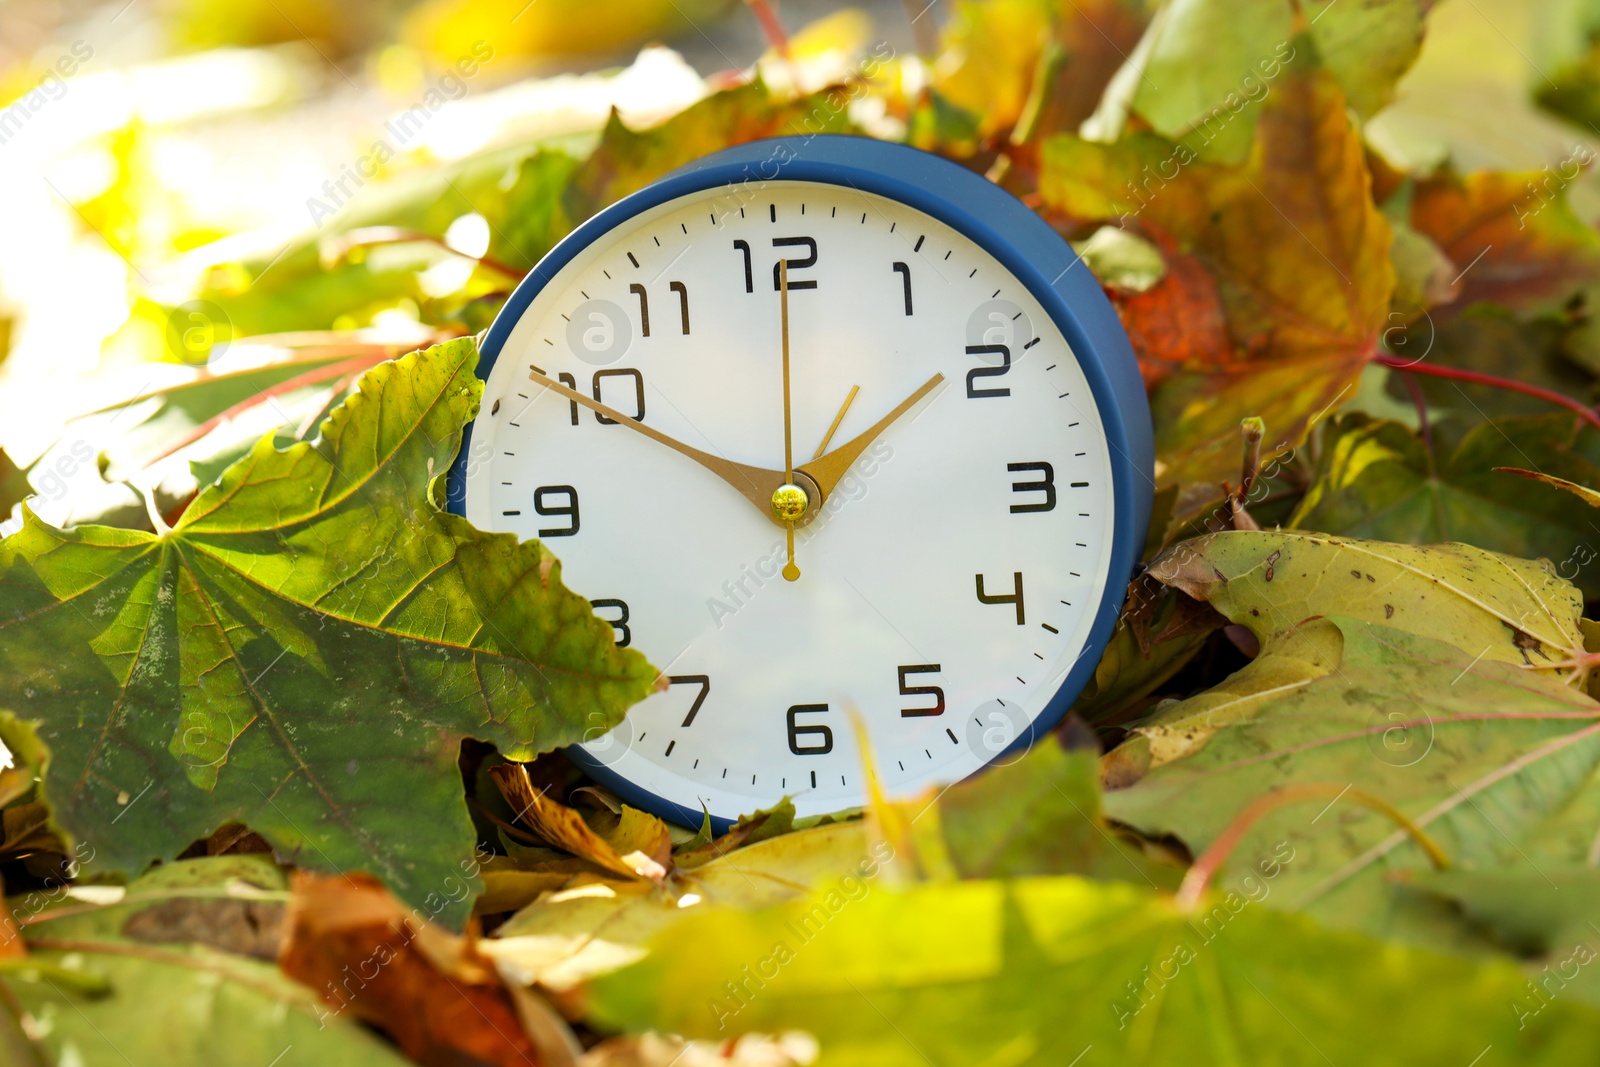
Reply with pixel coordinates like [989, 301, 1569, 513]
[463, 179, 1116, 823]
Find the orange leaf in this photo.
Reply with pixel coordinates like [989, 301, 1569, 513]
[1042, 61, 1392, 518]
[279, 871, 548, 1067]
[1105, 229, 1234, 389]
[1410, 168, 1600, 318]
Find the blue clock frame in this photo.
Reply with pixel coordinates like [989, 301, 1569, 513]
[446, 134, 1154, 832]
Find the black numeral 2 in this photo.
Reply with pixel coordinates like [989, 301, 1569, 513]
[966, 344, 1011, 398]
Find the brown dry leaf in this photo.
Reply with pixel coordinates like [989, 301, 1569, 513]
[1409, 168, 1600, 318]
[121, 897, 283, 960]
[490, 764, 671, 883]
[279, 870, 549, 1067]
[1042, 63, 1393, 520]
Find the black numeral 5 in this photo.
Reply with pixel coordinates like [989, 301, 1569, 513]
[898, 664, 945, 717]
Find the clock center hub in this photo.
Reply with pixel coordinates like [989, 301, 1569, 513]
[770, 482, 809, 522]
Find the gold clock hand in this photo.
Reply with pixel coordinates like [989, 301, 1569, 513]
[527, 367, 787, 519]
[775, 260, 803, 582]
[796, 374, 945, 503]
[812, 384, 860, 461]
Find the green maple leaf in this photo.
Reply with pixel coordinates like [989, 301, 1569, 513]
[0, 337, 656, 928]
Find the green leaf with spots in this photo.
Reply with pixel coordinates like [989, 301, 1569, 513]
[2, 855, 414, 1067]
[1146, 528, 1586, 679]
[587, 872, 1600, 1066]
[0, 338, 656, 929]
[1104, 616, 1600, 950]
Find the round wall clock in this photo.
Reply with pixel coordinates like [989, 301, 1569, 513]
[447, 135, 1153, 830]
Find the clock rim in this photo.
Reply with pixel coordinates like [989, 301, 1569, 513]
[445, 133, 1154, 832]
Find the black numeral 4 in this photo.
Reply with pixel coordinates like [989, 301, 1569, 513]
[975, 572, 1025, 624]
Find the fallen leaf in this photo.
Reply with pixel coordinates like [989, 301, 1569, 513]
[280, 869, 552, 1067]
[587, 871, 1600, 1065]
[1087, 2, 1423, 163]
[923, 731, 1180, 886]
[1146, 528, 1586, 681]
[483, 823, 882, 994]
[0, 339, 657, 929]
[1043, 63, 1393, 518]
[4, 856, 406, 1066]
[1409, 167, 1600, 318]
[566, 80, 854, 220]
[1104, 617, 1600, 949]
[491, 764, 671, 883]
[1292, 413, 1600, 597]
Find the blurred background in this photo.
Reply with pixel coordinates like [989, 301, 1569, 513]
[0, 0, 1593, 536]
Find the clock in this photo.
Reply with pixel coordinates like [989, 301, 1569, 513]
[447, 135, 1153, 830]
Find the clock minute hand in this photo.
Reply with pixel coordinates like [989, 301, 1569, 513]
[527, 367, 785, 519]
[795, 374, 945, 503]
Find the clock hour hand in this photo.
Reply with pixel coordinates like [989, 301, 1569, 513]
[527, 367, 785, 519]
[795, 374, 945, 509]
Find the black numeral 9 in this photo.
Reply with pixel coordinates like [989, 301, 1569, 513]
[533, 484, 579, 537]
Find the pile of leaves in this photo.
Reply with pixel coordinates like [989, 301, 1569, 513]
[10, 0, 1600, 1063]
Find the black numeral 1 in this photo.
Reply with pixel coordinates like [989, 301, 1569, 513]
[591, 598, 631, 647]
[898, 664, 944, 717]
[669, 281, 690, 334]
[1007, 462, 1056, 513]
[787, 703, 834, 754]
[892, 262, 912, 315]
[975, 572, 1025, 624]
[629, 283, 650, 337]
[734, 239, 753, 293]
